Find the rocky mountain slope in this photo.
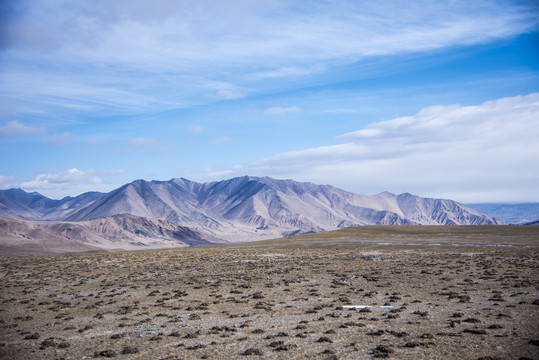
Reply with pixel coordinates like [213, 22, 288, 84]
[0, 176, 503, 243]
[0, 188, 104, 221]
[0, 214, 222, 256]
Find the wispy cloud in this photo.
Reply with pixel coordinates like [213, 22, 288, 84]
[1, 1, 538, 201]
[18, 168, 105, 197]
[0, 175, 19, 189]
[210, 93, 539, 202]
[1, 0, 537, 116]
[21, 168, 96, 186]
[264, 106, 300, 116]
[0, 120, 45, 136]
[1, 168, 126, 198]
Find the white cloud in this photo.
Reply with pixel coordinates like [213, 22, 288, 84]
[2, 0, 537, 115]
[1, 168, 126, 198]
[21, 168, 94, 187]
[211, 93, 539, 202]
[0, 120, 45, 136]
[264, 106, 300, 116]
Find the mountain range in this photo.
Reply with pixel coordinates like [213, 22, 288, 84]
[0, 176, 504, 255]
[466, 203, 539, 225]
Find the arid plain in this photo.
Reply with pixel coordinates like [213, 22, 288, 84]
[1, 226, 538, 359]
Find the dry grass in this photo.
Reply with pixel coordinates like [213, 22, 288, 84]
[0, 226, 538, 359]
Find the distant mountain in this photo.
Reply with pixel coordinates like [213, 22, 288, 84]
[0, 188, 59, 220]
[0, 176, 503, 243]
[466, 203, 539, 225]
[64, 176, 503, 241]
[41, 192, 106, 220]
[0, 189, 105, 221]
[0, 214, 222, 256]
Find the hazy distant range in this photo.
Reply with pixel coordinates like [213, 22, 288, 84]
[1, 175, 534, 255]
[465, 203, 539, 225]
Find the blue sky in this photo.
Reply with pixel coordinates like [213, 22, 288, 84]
[1, 0, 538, 202]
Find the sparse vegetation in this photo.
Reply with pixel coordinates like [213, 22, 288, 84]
[0, 226, 538, 359]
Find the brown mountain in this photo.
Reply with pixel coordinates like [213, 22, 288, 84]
[0, 214, 223, 256]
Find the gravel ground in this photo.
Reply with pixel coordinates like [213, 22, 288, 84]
[1, 226, 538, 359]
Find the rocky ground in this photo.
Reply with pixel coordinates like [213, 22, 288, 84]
[0, 226, 538, 359]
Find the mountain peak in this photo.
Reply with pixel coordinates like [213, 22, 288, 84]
[1, 176, 503, 242]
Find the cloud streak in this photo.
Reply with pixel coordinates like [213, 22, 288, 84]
[210, 93, 539, 202]
[1, 0, 537, 117]
[0, 120, 45, 136]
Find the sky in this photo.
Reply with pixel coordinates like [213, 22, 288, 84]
[1, 0, 539, 203]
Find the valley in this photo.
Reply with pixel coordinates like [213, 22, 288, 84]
[0, 176, 504, 256]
